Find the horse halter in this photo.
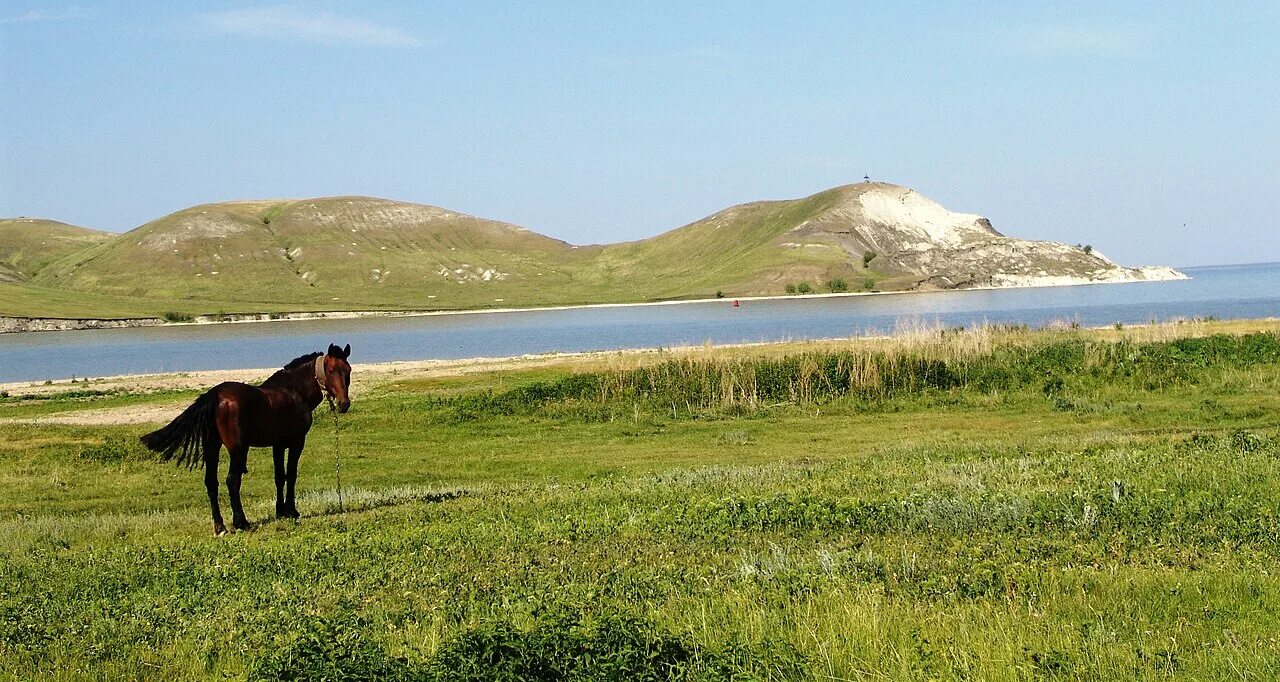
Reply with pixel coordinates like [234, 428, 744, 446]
[313, 355, 330, 398]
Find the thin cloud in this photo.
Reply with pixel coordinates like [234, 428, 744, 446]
[1005, 24, 1156, 59]
[1, 7, 90, 24]
[198, 6, 422, 47]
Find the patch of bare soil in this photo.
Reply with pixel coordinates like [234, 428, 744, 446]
[8, 402, 190, 426]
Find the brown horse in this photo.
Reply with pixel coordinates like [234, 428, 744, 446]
[141, 344, 352, 535]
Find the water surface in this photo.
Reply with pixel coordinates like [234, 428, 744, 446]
[2, 263, 1276, 383]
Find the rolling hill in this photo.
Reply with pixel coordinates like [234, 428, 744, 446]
[33, 197, 586, 311]
[0, 218, 112, 283]
[6, 182, 1183, 320]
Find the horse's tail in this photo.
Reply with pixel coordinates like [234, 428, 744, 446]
[140, 389, 218, 469]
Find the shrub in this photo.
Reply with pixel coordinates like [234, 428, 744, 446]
[784, 283, 797, 295]
[429, 611, 699, 681]
[716, 430, 753, 446]
[426, 608, 806, 681]
[160, 311, 193, 323]
[795, 282, 812, 294]
[252, 609, 810, 682]
[250, 615, 416, 682]
[825, 278, 848, 293]
[862, 250, 877, 267]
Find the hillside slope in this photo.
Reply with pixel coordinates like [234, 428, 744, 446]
[591, 182, 1180, 295]
[745, 183, 1182, 290]
[0, 218, 112, 282]
[16, 183, 1183, 317]
[34, 197, 591, 310]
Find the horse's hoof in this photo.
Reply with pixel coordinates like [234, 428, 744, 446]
[232, 519, 252, 532]
[286, 507, 301, 519]
[213, 523, 228, 537]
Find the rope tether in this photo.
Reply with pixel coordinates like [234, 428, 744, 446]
[317, 355, 344, 514]
[326, 393, 344, 514]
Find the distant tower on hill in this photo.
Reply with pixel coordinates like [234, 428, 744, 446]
[863, 174, 871, 183]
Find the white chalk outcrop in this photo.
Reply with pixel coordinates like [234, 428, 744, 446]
[790, 183, 1186, 290]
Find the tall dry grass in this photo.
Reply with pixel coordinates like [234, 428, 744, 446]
[425, 320, 1280, 419]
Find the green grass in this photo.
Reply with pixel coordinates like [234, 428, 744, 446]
[0, 219, 110, 282]
[0, 281, 308, 319]
[2, 322, 1279, 679]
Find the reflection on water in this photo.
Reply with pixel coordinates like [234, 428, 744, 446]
[1, 263, 1277, 383]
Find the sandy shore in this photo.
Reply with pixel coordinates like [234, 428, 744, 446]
[0, 345, 702, 400]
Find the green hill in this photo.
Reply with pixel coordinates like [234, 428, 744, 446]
[34, 197, 585, 312]
[29, 192, 869, 314]
[0, 218, 111, 283]
[5, 183, 1181, 319]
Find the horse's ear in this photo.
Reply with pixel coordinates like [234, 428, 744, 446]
[342, 343, 351, 359]
[327, 343, 341, 357]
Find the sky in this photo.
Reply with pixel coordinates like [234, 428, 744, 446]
[2, 2, 1278, 268]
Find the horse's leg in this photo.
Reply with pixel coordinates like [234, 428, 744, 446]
[226, 445, 251, 531]
[204, 436, 226, 536]
[284, 437, 304, 518]
[273, 444, 288, 518]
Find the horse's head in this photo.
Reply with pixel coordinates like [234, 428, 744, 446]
[324, 343, 352, 413]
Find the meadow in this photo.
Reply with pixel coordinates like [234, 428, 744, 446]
[1, 319, 1278, 680]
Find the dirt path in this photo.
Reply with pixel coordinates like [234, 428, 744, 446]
[11, 402, 191, 426]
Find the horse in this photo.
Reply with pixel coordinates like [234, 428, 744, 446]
[141, 343, 353, 535]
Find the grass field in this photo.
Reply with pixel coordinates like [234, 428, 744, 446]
[0, 281, 315, 320]
[2, 320, 1279, 679]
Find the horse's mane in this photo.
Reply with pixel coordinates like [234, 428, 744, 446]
[260, 352, 322, 388]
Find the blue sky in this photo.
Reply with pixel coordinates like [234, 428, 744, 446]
[2, 2, 1277, 267]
